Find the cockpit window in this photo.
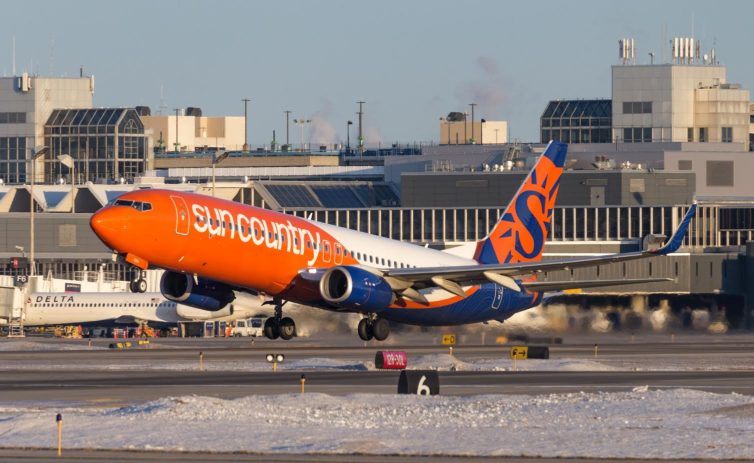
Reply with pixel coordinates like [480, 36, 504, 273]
[112, 199, 153, 212]
[113, 199, 133, 207]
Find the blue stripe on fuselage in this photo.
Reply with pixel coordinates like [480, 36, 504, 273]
[378, 283, 541, 326]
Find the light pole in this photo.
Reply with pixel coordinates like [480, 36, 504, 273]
[173, 108, 181, 152]
[463, 112, 469, 144]
[494, 128, 499, 144]
[356, 101, 365, 155]
[29, 146, 48, 277]
[293, 119, 311, 151]
[284, 110, 292, 148]
[57, 154, 75, 213]
[242, 98, 250, 152]
[469, 103, 477, 144]
[346, 120, 353, 154]
[211, 150, 229, 197]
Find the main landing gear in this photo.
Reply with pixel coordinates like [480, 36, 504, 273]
[129, 270, 147, 293]
[263, 298, 297, 341]
[358, 315, 390, 342]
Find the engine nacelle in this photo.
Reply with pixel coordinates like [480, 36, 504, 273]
[319, 266, 395, 312]
[160, 271, 235, 311]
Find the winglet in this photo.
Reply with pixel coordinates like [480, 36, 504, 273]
[653, 202, 697, 255]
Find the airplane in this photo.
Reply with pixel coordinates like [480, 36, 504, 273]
[17, 291, 264, 327]
[89, 141, 696, 342]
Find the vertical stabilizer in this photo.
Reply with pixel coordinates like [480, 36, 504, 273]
[473, 141, 567, 264]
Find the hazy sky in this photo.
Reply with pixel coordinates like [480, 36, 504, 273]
[3, 0, 753, 146]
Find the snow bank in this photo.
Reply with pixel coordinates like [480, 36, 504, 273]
[0, 389, 753, 459]
[409, 353, 621, 372]
[0, 340, 105, 351]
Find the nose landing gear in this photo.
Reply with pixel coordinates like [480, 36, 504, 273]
[129, 270, 148, 293]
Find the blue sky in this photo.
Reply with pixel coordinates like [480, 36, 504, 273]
[3, 0, 753, 146]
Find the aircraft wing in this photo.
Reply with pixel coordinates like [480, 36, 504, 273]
[382, 203, 696, 295]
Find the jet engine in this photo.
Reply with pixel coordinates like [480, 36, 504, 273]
[319, 266, 395, 312]
[160, 271, 235, 311]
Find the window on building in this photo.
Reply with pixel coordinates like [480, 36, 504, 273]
[706, 160, 734, 187]
[622, 101, 652, 114]
[0, 112, 26, 124]
[622, 127, 652, 143]
[678, 160, 692, 170]
[722, 127, 733, 143]
[719, 208, 754, 230]
[687, 128, 694, 142]
[699, 127, 708, 142]
[539, 100, 612, 144]
[44, 108, 146, 183]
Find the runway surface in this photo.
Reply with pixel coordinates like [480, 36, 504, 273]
[0, 334, 753, 405]
[0, 448, 727, 463]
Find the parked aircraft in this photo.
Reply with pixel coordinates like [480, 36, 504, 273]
[20, 291, 263, 326]
[90, 141, 696, 341]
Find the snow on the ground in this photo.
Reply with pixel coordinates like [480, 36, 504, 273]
[0, 340, 106, 351]
[0, 353, 619, 372]
[0, 389, 753, 459]
[409, 353, 621, 372]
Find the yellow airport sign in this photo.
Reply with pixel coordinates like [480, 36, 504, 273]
[442, 334, 456, 345]
[510, 346, 528, 360]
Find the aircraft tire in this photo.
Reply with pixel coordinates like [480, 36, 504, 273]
[357, 318, 373, 341]
[264, 317, 280, 340]
[129, 281, 137, 293]
[372, 318, 390, 341]
[135, 279, 148, 293]
[279, 317, 296, 340]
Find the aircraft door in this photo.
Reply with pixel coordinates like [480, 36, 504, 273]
[322, 240, 332, 263]
[334, 243, 343, 265]
[170, 195, 191, 236]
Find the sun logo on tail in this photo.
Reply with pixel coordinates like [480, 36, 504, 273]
[474, 141, 566, 265]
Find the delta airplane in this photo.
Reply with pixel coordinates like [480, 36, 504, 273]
[20, 291, 262, 326]
[90, 141, 696, 341]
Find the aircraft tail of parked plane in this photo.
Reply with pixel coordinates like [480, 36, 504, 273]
[90, 140, 696, 342]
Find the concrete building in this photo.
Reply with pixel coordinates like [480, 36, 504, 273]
[141, 112, 245, 153]
[541, 38, 751, 151]
[439, 113, 507, 145]
[0, 74, 94, 183]
[612, 63, 750, 150]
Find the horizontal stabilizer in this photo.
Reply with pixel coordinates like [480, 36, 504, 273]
[520, 277, 673, 293]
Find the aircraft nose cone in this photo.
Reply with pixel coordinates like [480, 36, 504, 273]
[90, 207, 127, 249]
